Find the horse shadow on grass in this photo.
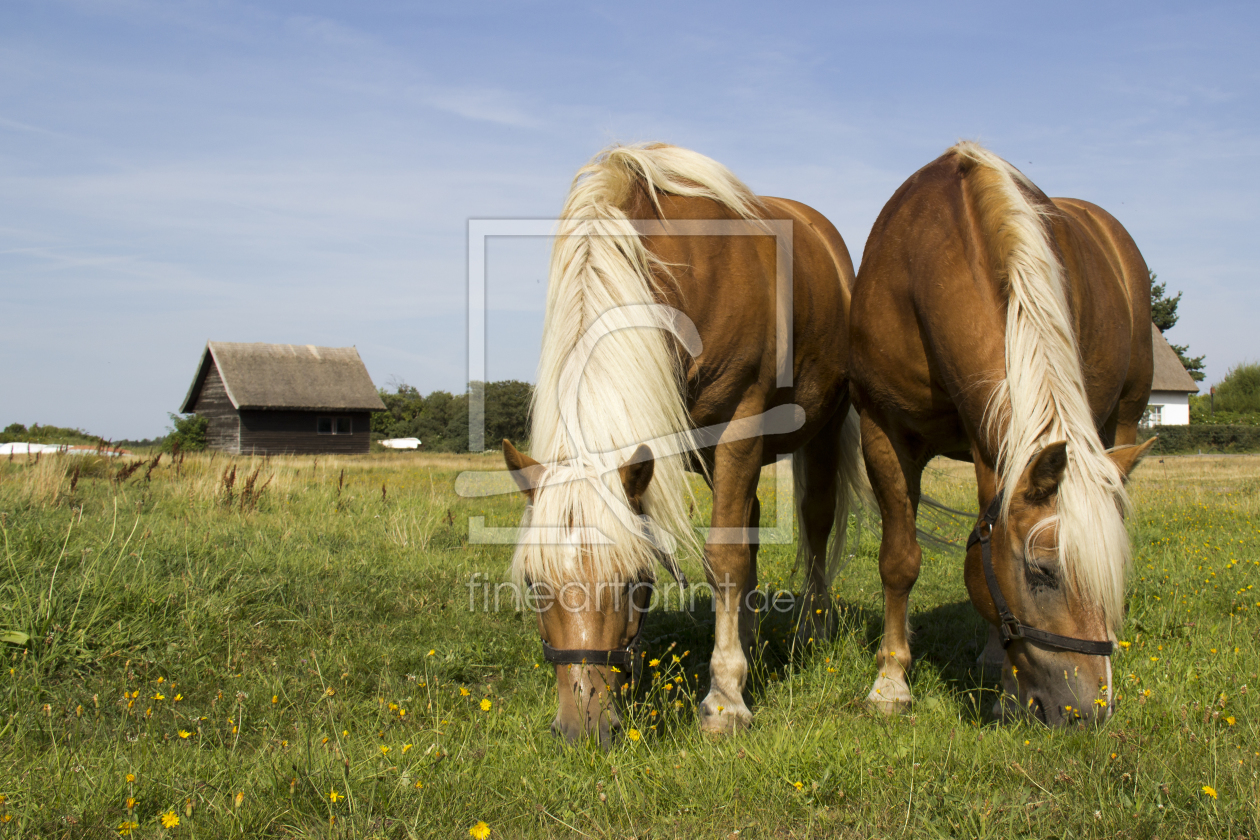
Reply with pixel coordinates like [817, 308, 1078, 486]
[628, 590, 1003, 733]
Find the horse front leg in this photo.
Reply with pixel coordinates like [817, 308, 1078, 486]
[697, 434, 764, 734]
[859, 412, 924, 713]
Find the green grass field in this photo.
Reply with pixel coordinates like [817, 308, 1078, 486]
[1, 449, 1256, 839]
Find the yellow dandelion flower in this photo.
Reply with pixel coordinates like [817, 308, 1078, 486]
[627, 729, 641, 742]
[126, 774, 136, 783]
[414, 780, 423, 789]
[480, 698, 492, 712]
[272, 695, 278, 704]
[234, 791, 244, 809]
[159, 811, 179, 828]
[178, 730, 191, 739]
[403, 743, 413, 753]
[328, 789, 343, 803]
[459, 687, 471, 697]
[380, 746, 391, 756]
[152, 692, 165, 701]
[1226, 716, 1236, 726]
[427, 650, 435, 656]
[649, 659, 661, 667]
[126, 797, 138, 809]
[469, 821, 491, 840]
[792, 781, 803, 790]
[1202, 785, 1217, 800]
[324, 687, 335, 697]
[173, 694, 182, 702]
[118, 820, 139, 835]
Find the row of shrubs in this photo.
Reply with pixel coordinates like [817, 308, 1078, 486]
[1138, 424, 1260, 454]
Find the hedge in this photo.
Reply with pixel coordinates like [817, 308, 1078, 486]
[1137, 424, 1260, 454]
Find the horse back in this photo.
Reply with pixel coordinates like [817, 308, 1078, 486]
[621, 186, 853, 451]
[852, 150, 1152, 457]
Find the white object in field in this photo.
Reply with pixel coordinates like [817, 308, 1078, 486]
[380, 437, 421, 450]
[0, 442, 66, 455]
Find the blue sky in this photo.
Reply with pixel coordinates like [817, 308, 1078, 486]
[2, 1, 1257, 438]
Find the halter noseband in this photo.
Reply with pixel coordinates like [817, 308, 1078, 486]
[967, 491, 1114, 657]
[538, 515, 686, 669]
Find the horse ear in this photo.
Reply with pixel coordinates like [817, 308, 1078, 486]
[1107, 437, 1157, 481]
[502, 439, 544, 502]
[1024, 441, 1068, 503]
[618, 445, 655, 510]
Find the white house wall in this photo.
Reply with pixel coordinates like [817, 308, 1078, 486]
[1148, 391, 1191, 426]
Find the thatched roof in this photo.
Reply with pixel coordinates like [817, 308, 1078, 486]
[1151, 328, 1199, 394]
[180, 342, 387, 412]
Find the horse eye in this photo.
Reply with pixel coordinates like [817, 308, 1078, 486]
[1026, 560, 1059, 590]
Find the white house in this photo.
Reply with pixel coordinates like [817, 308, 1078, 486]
[1146, 328, 1199, 426]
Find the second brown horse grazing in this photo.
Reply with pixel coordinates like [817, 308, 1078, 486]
[850, 142, 1155, 726]
[503, 143, 863, 747]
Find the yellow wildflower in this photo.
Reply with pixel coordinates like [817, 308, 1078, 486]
[649, 659, 661, 667]
[626, 729, 641, 742]
[459, 687, 471, 697]
[469, 821, 491, 840]
[328, 789, 343, 803]
[118, 820, 139, 835]
[1225, 716, 1236, 726]
[178, 730, 191, 739]
[1202, 785, 1217, 799]
[380, 746, 391, 756]
[126, 774, 136, 783]
[159, 810, 179, 828]
[792, 781, 803, 790]
[480, 699, 492, 712]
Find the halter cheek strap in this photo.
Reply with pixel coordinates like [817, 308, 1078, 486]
[968, 492, 1114, 657]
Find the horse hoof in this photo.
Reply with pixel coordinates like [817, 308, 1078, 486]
[866, 677, 913, 714]
[697, 699, 753, 734]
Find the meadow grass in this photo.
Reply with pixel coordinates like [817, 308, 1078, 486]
[0, 449, 1256, 839]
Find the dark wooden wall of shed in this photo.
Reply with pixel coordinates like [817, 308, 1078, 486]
[192, 364, 241, 453]
[237, 411, 372, 455]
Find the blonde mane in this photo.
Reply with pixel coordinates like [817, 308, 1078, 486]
[514, 143, 763, 587]
[958, 141, 1132, 629]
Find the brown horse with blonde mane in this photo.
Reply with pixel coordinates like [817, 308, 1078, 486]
[850, 142, 1155, 725]
[502, 143, 863, 746]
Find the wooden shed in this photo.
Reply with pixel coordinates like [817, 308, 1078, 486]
[180, 342, 386, 455]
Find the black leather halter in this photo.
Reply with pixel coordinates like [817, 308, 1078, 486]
[540, 585, 650, 669]
[967, 492, 1115, 657]
[539, 516, 686, 669]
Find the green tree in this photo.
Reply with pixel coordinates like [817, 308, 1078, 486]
[163, 413, 208, 452]
[1213, 362, 1260, 415]
[371, 383, 426, 439]
[482, 380, 533, 449]
[1150, 272, 1205, 382]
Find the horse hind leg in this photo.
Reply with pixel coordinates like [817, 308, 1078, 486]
[859, 412, 923, 714]
[792, 406, 859, 648]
